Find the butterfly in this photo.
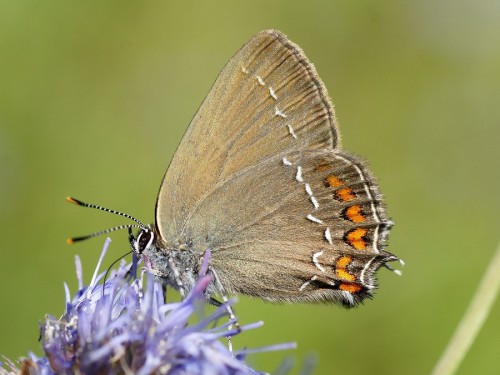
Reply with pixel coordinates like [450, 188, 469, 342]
[69, 30, 401, 308]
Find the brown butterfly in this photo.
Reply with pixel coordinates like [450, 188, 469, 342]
[69, 29, 401, 308]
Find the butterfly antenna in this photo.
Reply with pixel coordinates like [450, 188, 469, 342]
[66, 197, 146, 244]
[67, 197, 146, 227]
[67, 224, 143, 244]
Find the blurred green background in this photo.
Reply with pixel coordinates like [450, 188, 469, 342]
[1, 1, 499, 374]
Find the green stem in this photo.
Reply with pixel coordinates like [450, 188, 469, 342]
[431, 241, 500, 375]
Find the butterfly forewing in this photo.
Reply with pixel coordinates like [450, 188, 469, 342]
[156, 30, 339, 243]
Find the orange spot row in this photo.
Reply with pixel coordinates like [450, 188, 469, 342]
[339, 283, 363, 293]
[344, 205, 366, 223]
[315, 163, 330, 172]
[335, 256, 355, 282]
[323, 174, 357, 202]
[335, 256, 363, 294]
[335, 187, 356, 201]
[345, 228, 368, 250]
[325, 175, 343, 188]
[336, 268, 355, 282]
[336, 256, 352, 268]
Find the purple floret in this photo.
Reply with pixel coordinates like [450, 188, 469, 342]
[1, 239, 295, 375]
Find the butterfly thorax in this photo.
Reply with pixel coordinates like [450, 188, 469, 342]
[131, 226, 206, 295]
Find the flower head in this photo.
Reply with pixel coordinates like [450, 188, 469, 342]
[1, 239, 294, 375]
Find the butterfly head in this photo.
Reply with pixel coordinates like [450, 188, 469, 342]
[66, 197, 209, 298]
[130, 226, 155, 255]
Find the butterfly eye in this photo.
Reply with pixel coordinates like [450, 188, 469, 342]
[135, 230, 154, 254]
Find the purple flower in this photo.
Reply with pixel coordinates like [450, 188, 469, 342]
[1, 239, 295, 375]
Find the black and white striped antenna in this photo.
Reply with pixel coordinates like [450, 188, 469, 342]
[66, 197, 146, 244]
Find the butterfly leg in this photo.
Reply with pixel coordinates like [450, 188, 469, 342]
[211, 268, 240, 354]
[209, 297, 223, 307]
[162, 283, 167, 300]
[167, 256, 186, 298]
